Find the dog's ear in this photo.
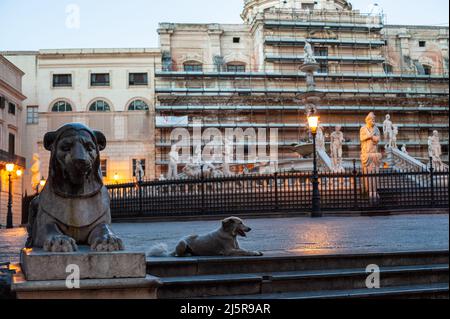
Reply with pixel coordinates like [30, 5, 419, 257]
[44, 131, 57, 151]
[93, 130, 107, 151]
[222, 218, 235, 232]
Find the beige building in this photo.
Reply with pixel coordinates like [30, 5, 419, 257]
[4, 49, 161, 191]
[0, 55, 26, 227]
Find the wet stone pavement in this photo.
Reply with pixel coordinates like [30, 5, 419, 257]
[0, 214, 448, 264]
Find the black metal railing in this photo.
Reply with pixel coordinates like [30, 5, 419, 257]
[106, 167, 449, 219]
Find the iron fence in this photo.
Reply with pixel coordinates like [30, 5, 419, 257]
[107, 167, 449, 219]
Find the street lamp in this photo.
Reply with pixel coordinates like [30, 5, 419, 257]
[113, 173, 120, 184]
[307, 116, 322, 218]
[5, 163, 15, 229]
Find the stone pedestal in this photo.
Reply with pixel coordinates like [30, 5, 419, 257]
[12, 247, 161, 299]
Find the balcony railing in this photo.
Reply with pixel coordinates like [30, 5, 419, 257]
[265, 54, 385, 63]
[265, 37, 386, 47]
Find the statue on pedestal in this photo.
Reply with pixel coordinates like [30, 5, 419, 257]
[30, 153, 41, 192]
[26, 123, 124, 252]
[401, 144, 408, 155]
[316, 126, 326, 152]
[330, 125, 345, 172]
[388, 125, 399, 149]
[167, 144, 179, 180]
[304, 40, 317, 64]
[383, 114, 393, 143]
[360, 113, 382, 198]
[134, 159, 144, 182]
[429, 130, 444, 170]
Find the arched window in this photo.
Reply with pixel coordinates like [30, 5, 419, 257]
[383, 63, 393, 74]
[128, 99, 149, 111]
[226, 63, 246, 73]
[52, 101, 73, 112]
[183, 61, 203, 72]
[423, 64, 432, 76]
[89, 100, 110, 112]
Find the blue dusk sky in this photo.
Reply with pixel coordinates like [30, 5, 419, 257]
[0, 0, 448, 51]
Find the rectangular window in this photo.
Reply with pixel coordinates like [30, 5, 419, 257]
[419, 41, 426, 47]
[53, 74, 72, 87]
[301, 3, 315, 10]
[314, 47, 328, 57]
[184, 64, 203, 72]
[90, 73, 110, 86]
[129, 73, 148, 86]
[318, 62, 328, 74]
[132, 159, 146, 179]
[8, 133, 15, 155]
[0, 95, 5, 109]
[227, 64, 246, 73]
[8, 102, 16, 115]
[26, 106, 39, 124]
[233, 37, 241, 44]
[100, 159, 108, 177]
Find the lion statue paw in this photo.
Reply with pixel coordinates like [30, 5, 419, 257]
[44, 235, 78, 253]
[90, 234, 125, 252]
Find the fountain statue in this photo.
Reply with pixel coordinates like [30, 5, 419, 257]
[30, 153, 41, 192]
[330, 125, 345, 172]
[360, 112, 382, 199]
[167, 144, 180, 179]
[429, 130, 444, 170]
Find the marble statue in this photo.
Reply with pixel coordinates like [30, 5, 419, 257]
[316, 126, 326, 152]
[360, 113, 382, 198]
[134, 159, 144, 181]
[26, 123, 124, 252]
[388, 125, 399, 149]
[330, 125, 345, 172]
[167, 144, 179, 179]
[30, 153, 41, 192]
[304, 40, 317, 64]
[401, 144, 408, 155]
[383, 114, 393, 142]
[429, 130, 444, 170]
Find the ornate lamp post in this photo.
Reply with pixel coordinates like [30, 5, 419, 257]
[5, 163, 15, 229]
[307, 116, 322, 218]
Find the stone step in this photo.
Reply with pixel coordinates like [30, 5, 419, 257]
[156, 264, 449, 299]
[210, 283, 449, 299]
[147, 250, 449, 277]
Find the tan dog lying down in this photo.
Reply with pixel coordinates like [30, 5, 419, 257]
[148, 217, 263, 257]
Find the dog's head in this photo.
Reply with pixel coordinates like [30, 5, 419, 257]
[44, 123, 106, 197]
[222, 217, 252, 237]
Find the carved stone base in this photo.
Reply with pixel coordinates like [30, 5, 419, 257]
[13, 247, 161, 299]
[20, 247, 146, 281]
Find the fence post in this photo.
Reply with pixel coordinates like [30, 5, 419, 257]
[352, 159, 358, 210]
[429, 157, 435, 208]
[201, 167, 205, 214]
[274, 172, 279, 211]
[138, 180, 143, 216]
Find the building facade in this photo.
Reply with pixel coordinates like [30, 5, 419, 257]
[0, 55, 26, 227]
[4, 49, 161, 192]
[2, 0, 449, 192]
[154, 0, 449, 176]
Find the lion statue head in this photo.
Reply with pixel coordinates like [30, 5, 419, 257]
[44, 123, 106, 198]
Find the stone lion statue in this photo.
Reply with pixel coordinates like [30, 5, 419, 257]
[26, 123, 124, 252]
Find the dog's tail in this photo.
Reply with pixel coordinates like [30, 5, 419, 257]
[147, 243, 176, 257]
